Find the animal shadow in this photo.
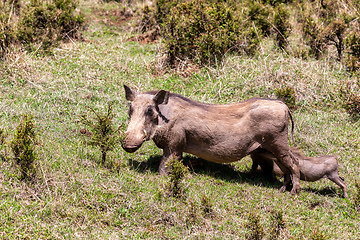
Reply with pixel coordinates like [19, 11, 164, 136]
[128, 155, 162, 173]
[184, 156, 284, 190]
[128, 155, 283, 190]
[302, 186, 341, 198]
[183, 156, 247, 182]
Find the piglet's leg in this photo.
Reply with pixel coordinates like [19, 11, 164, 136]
[327, 173, 348, 198]
[279, 173, 291, 192]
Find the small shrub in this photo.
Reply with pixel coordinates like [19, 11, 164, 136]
[310, 228, 327, 240]
[273, 4, 291, 51]
[299, 0, 354, 61]
[166, 157, 188, 198]
[343, 94, 360, 118]
[138, 5, 158, 34]
[321, 18, 347, 60]
[10, 114, 37, 181]
[0, 128, 9, 161]
[346, 31, 360, 59]
[353, 181, 360, 211]
[344, 31, 360, 72]
[200, 194, 214, 217]
[0, 1, 17, 58]
[275, 86, 297, 110]
[154, 0, 179, 26]
[186, 199, 199, 226]
[17, 0, 86, 53]
[157, 0, 268, 67]
[79, 102, 123, 165]
[160, 0, 242, 66]
[269, 210, 286, 239]
[248, 1, 272, 37]
[300, 14, 327, 59]
[246, 212, 264, 240]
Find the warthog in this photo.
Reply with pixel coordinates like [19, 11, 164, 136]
[122, 85, 301, 194]
[249, 148, 348, 198]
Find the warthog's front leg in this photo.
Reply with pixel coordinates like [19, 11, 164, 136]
[272, 150, 300, 194]
[283, 153, 300, 194]
[158, 148, 183, 175]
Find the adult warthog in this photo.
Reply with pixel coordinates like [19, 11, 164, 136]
[122, 85, 300, 194]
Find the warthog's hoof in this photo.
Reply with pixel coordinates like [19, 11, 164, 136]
[290, 186, 300, 194]
[279, 186, 286, 193]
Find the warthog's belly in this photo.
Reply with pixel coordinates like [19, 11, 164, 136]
[184, 140, 261, 163]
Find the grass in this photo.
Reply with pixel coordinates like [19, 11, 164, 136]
[0, 0, 360, 239]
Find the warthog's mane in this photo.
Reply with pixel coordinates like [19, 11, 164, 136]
[144, 90, 279, 110]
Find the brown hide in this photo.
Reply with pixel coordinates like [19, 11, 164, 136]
[250, 148, 348, 198]
[122, 85, 301, 194]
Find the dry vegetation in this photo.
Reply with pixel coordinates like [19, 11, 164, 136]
[0, 0, 360, 239]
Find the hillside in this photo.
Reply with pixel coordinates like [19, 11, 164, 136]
[0, 0, 360, 239]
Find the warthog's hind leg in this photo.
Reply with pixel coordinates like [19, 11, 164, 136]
[327, 173, 348, 198]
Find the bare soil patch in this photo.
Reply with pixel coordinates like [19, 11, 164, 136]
[91, 8, 134, 27]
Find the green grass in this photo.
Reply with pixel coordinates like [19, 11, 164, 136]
[0, 0, 360, 239]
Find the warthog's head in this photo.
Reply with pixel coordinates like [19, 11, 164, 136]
[122, 84, 169, 153]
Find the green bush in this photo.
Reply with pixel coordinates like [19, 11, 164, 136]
[343, 94, 360, 118]
[354, 181, 360, 211]
[79, 102, 122, 165]
[300, 13, 327, 59]
[321, 18, 348, 60]
[155, 0, 180, 26]
[269, 210, 286, 239]
[273, 4, 291, 50]
[200, 194, 214, 217]
[17, 0, 85, 53]
[0, 1, 18, 58]
[166, 157, 188, 198]
[138, 5, 157, 34]
[345, 31, 360, 72]
[157, 0, 267, 67]
[299, 0, 357, 61]
[275, 86, 297, 110]
[159, 0, 240, 66]
[10, 114, 38, 181]
[248, 1, 271, 36]
[0, 128, 8, 161]
[246, 212, 264, 240]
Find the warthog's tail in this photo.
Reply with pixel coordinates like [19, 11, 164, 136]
[339, 176, 345, 182]
[288, 110, 296, 147]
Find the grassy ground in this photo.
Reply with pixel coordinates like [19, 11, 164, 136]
[0, 0, 359, 239]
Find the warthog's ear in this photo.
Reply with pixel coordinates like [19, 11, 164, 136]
[154, 90, 169, 105]
[124, 84, 136, 101]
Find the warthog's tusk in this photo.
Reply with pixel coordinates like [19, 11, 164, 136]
[143, 129, 147, 141]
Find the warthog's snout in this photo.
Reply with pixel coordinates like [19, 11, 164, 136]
[122, 129, 147, 153]
[122, 143, 141, 153]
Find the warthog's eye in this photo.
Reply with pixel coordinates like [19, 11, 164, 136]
[146, 106, 155, 116]
[128, 105, 134, 117]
